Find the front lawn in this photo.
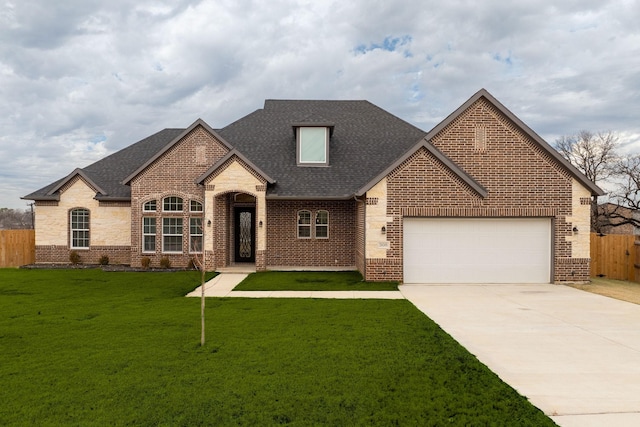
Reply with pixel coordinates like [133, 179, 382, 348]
[0, 269, 554, 426]
[234, 270, 399, 291]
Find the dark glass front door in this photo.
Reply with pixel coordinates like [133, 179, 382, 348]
[234, 207, 255, 262]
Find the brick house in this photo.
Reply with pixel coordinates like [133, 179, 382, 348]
[24, 89, 602, 283]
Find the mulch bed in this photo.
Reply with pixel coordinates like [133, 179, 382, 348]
[20, 264, 197, 273]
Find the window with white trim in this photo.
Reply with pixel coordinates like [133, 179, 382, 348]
[70, 208, 90, 249]
[315, 210, 329, 239]
[163, 196, 183, 212]
[143, 200, 156, 212]
[190, 200, 203, 212]
[190, 217, 203, 253]
[142, 217, 156, 253]
[162, 217, 183, 252]
[297, 210, 311, 238]
[298, 127, 328, 165]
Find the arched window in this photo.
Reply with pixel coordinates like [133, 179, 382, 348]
[297, 210, 311, 238]
[143, 200, 157, 212]
[315, 210, 329, 239]
[70, 208, 90, 249]
[163, 196, 183, 212]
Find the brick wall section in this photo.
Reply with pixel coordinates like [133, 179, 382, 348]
[36, 245, 131, 265]
[374, 98, 583, 283]
[130, 126, 229, 268]
[266, 200, 356, 267]
[212, 194, 230, 269]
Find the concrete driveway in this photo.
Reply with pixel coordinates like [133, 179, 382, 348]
[399, 283, 640, 427]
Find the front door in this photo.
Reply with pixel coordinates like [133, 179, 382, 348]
[234, 207, 255, 263]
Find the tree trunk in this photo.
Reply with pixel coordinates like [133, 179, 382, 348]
[200, 265, 205, 346]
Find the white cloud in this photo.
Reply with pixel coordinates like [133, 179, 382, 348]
[1, 0, 639, 208]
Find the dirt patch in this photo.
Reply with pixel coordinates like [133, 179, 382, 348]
[567, 277, 640, 305]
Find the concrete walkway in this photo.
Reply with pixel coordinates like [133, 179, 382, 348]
[399, 283, 640, 427]
[186, 273, 404, 299]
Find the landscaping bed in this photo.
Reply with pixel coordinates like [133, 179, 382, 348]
[0, 269, 554, 426]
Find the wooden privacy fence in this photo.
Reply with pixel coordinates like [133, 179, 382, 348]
[590, 233, 638, 282]
[0, 229, 35, 267]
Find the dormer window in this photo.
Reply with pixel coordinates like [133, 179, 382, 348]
[297, 126, 329, 166]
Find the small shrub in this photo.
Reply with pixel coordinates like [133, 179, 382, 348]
[98, 255, 110, 266]
[141, 257, 151, 269]
[159, 257, 171, 269]
[69, 250, 81, 265]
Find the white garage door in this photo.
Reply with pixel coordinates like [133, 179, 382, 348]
[403, 218, 551, 284]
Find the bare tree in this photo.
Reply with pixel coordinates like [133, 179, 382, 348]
[604, 155, 640, 231]
[0, 208, 33, 229]
[190, 216, 207, 346]
[554, 130, 619, 232]
[554, 130, 619, 184]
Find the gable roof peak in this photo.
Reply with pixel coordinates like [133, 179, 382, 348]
[46, 168, 107, 199]
[426, 89, 604, 196]
[121, 118, 234, 185]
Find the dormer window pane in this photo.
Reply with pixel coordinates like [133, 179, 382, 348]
[299, 127, 327, 164]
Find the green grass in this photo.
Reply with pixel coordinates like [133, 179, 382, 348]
[234, 270, 399, 291]
[0, 269, 554, 426]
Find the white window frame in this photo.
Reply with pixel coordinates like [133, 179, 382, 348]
[142, 217, 156, 253]
[143, 200, 157, 212]
[163, 196, 183, 212]
[70, 208, 90, 249]
[162, 217, 183, 253]
[190, 200, 203, 213]
[297, 127, 328, 166]
[189, 217, 203, 253]
[315, 210, 329, 239]
[297, 210, 311, 239]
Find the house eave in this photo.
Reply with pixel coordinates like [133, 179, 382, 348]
[21, 195, 60, 202]
[94, 195, 131, 202]
[265, 194, 354, 201]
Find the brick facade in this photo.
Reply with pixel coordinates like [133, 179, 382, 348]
[35, 245, 131, 265]
[30, 94, 596, 282]
[362, 98, 588, 283]
[266, 200, 356, 267]
[130, 126, 228, 268]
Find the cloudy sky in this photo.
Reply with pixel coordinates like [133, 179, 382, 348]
[1, 0, 639, 209]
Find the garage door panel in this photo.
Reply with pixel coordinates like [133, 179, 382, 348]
[403, 218, 551, 284]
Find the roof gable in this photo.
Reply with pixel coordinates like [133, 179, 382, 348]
[356, 139, 488, 198]
[427, 89, 604, 196]
[196, 149, 276, 185]
[50, 168, 106, 196]
[122, 119, 233, 185]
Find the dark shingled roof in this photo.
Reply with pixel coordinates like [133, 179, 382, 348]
[24, 100, 428, 201]
[217, 100, 427, 198]
[23, 128, 185, 201]
[23, 92, 604, 202]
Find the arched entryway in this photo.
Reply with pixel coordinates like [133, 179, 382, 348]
[209, 191, 264, 270]
[231, 193, 256, 264]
